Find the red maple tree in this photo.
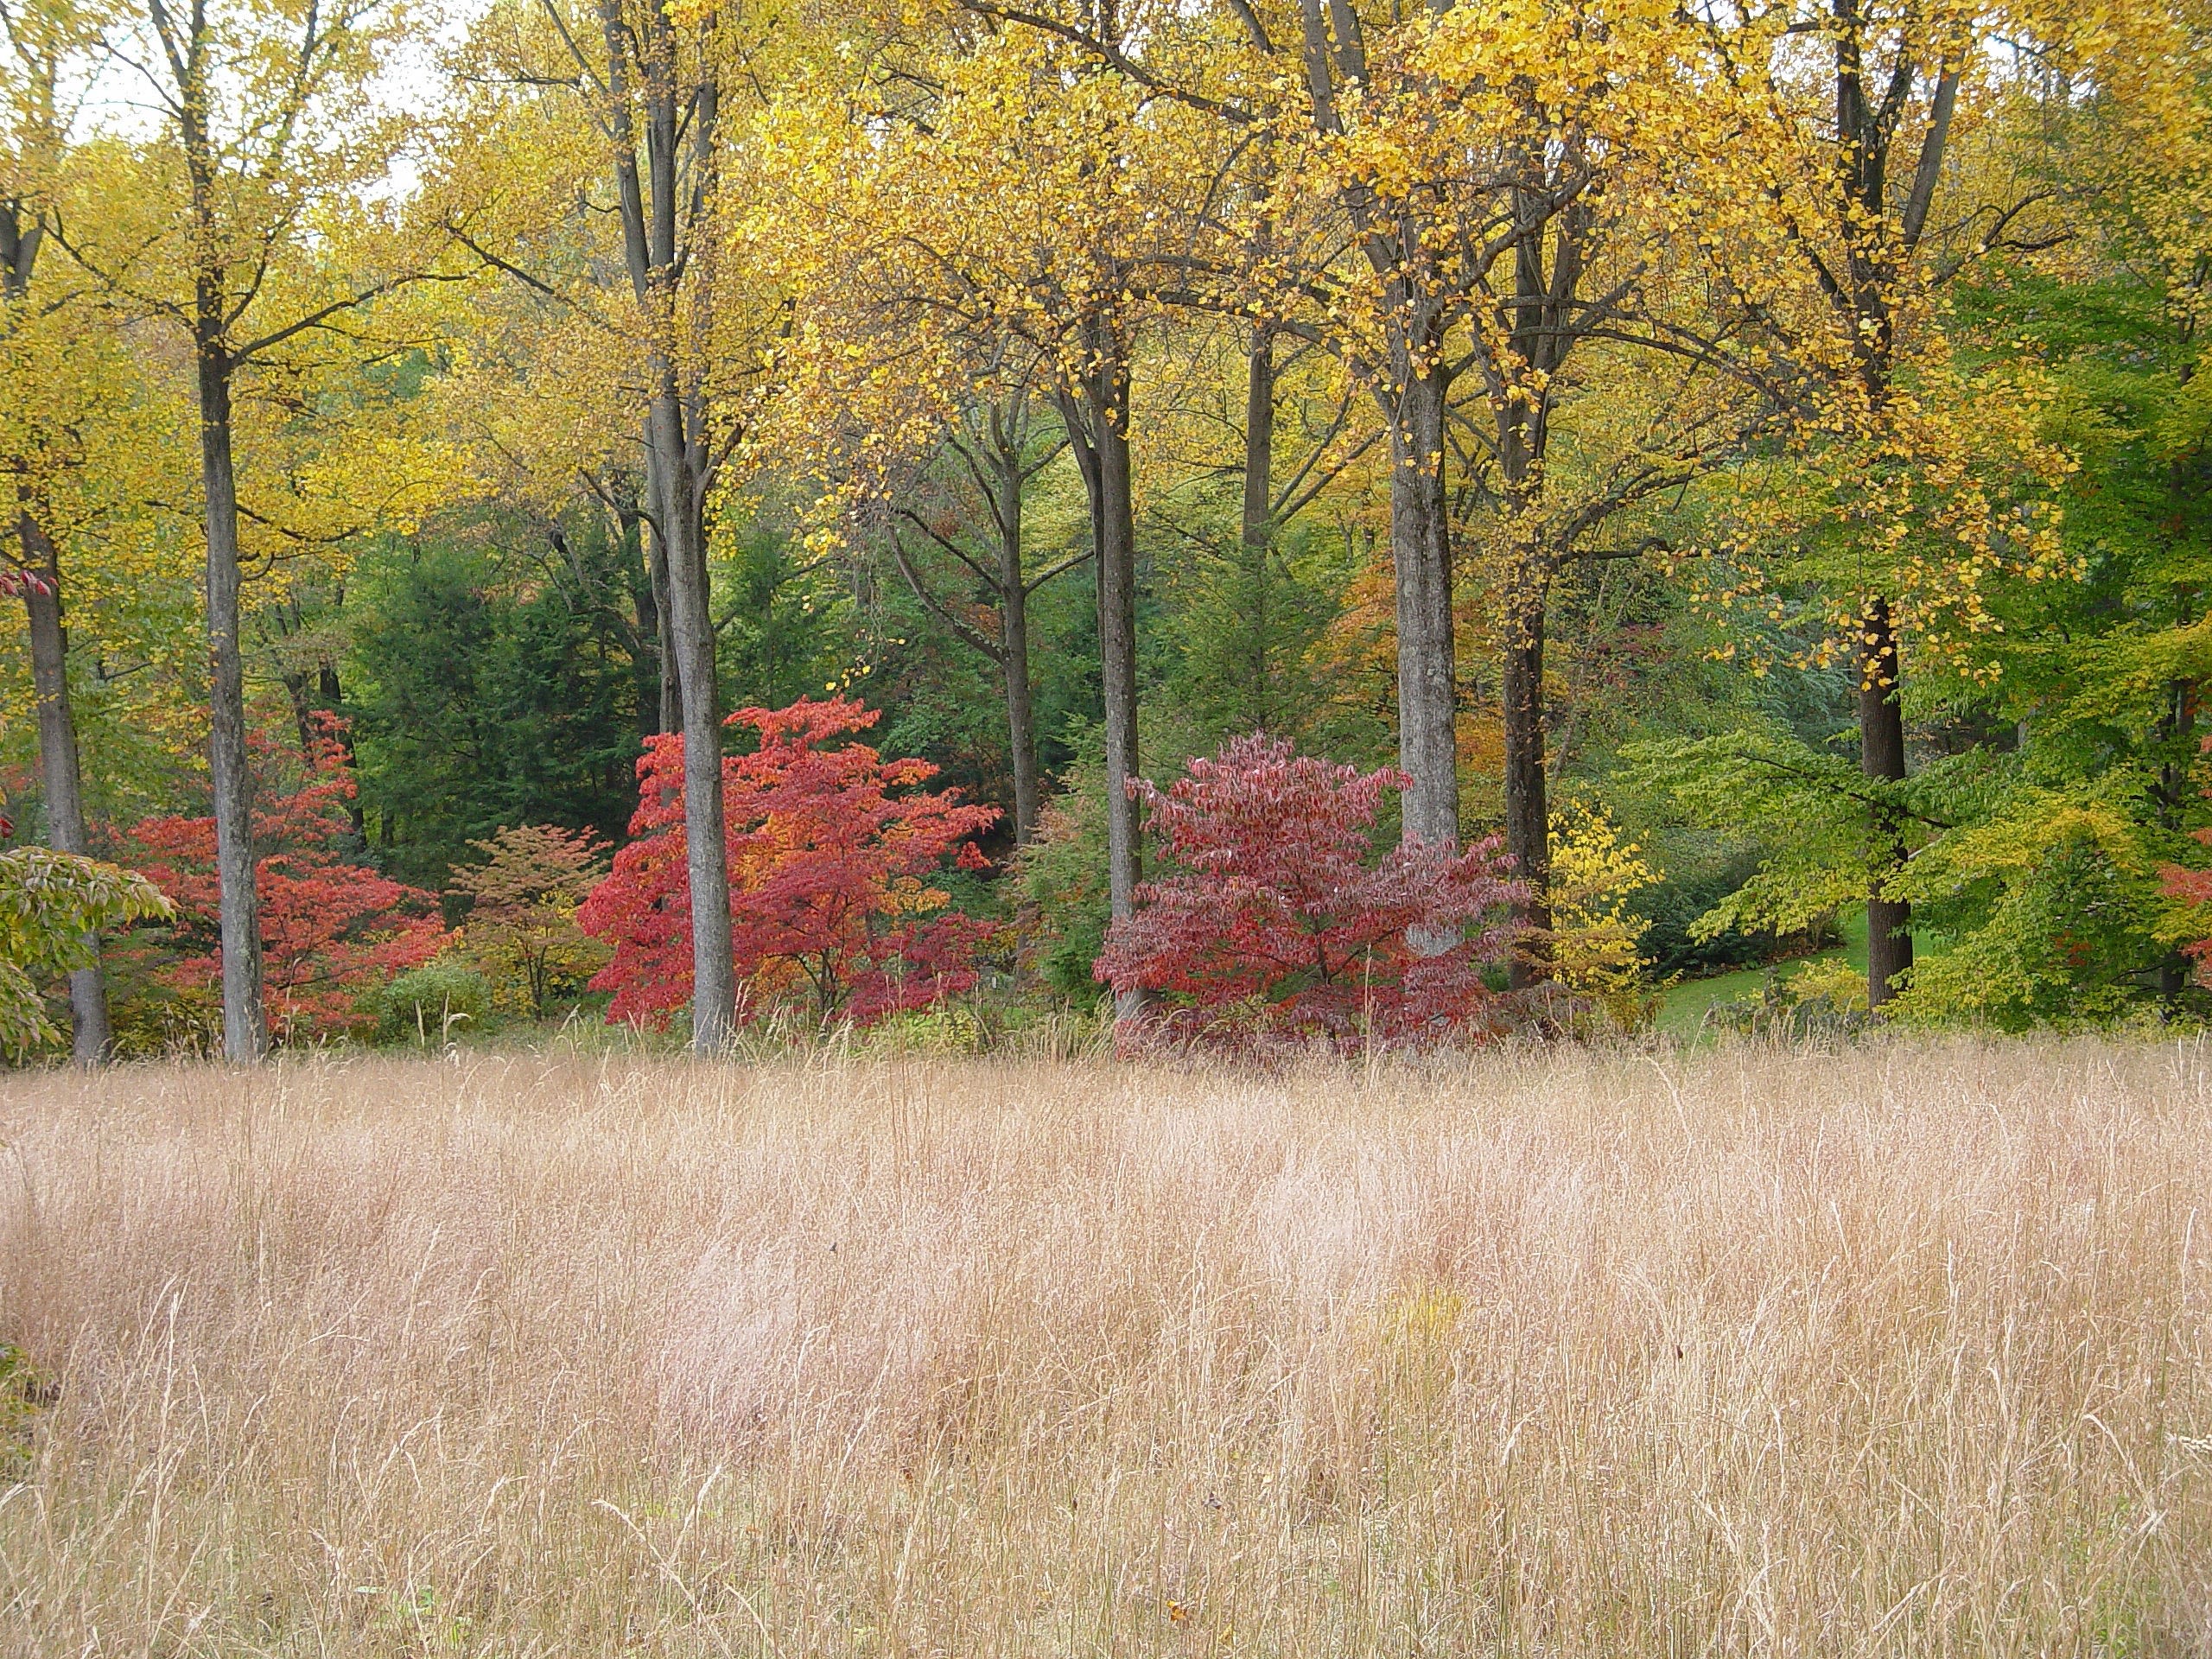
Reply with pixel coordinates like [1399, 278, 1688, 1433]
[124, 716, 448, 1041]
[2171, 860, 2212, 962]
[2169, 884, 2212, 989]
[579, 696, 999, 1028]
[1095, 734, 1524, 1050]
[2161, 735, 2212, 983]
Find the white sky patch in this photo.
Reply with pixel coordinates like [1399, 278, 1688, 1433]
[74, 0, 493, 207]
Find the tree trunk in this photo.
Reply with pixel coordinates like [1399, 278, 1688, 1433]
[600, 0, 735, 1055]
[650, 522, 679, 736]
[1859, 592, 1913, 1008]
[1495, 182, 1580, 979]
[280, 670, 320, 759]
[995, 448, 1041, 845]
[2156, 675, 2193, 1007]
[647, 387, 734, 1052]
[1094, 360, 1141, 931]
[279, 659, 362, 835]
[1056, 327, 1143, 1016]
[1390, 365, 1458, 849]
[316, 661, 366, 835]
[1501, 554, 1554, 987]
[19, 510, 112, 1060]
[195, 339, 266, 1061]
[1243, 327, 1276, 729]
[642, 433, 680, 735]
[619, 499, 664, 738]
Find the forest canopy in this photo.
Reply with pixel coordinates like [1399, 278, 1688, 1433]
[7, 0, 2212, 1057]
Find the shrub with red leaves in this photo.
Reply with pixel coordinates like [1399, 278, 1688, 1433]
[2166, 811, 2212, 985]
[579, 696, 1000, 1029]
[123, 716, 449, 1042]
[2160, 735, 2212, 986]
[1095, 734, 1524, 1050]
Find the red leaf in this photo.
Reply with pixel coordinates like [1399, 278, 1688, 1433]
[1094, 734, 1525, 1052]
[120, 717, 449, 1041]
[579, 697, 1000, 1027]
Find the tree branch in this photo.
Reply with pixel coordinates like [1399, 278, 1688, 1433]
[890, 533, 1002, 662]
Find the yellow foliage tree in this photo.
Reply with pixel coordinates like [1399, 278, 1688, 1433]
[3, 0, 200, 1059]
[1545, 798, 1658, 1028]
[1669, 0, 2179, 1009]
[432, 0, 858, 1049]
[57, 0, 464, 1059]
[795, 16, 1236, 972]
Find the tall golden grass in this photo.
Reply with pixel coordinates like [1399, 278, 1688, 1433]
[3, 1039, 2209, 1655]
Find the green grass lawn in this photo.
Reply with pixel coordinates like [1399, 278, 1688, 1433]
[1654, 912, 1872, 1038]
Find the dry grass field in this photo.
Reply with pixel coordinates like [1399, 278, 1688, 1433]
[2, 1039, 2209, 1656]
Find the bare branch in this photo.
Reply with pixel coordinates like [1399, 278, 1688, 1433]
[890, 533, 1003, 661]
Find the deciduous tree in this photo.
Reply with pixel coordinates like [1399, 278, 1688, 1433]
[63, 0, 458, 1058]
[817, 18, 1227, 969]
[124, 720, 448, 1042]
[580, 696, 999, 1028]
[443, 0, 851, 1051]
[449, 823, 610, 1017]
[1675, 0, 2133, 1007]
[3, 0, 128, 1058]
[1095, 733, 1522, 1049]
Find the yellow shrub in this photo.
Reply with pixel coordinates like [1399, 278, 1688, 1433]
[1548, 800, 1658, 1028]
[1787, 956, 1870, 1014]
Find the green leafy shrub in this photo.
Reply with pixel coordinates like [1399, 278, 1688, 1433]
[448, 823, 612, 1017]
[1706, 962, 1871, 1039]
[1012, 760, 1111, 1006]
[858, 1002, 987, 1056]
[0, 848, 172, 1059]
[370, 960, 493, 1046]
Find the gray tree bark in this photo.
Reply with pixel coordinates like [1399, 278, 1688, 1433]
[1058, 325, 1141, 939]
[1241, 326, 1277, 728]
[993, 438, 1043, 845]
[1389, 365, 1458, 849]
[19, 512, 113, 1059]
[645, 384, 734, 1049]
[193, 329, 266, 1061]
[598, 0, 734, 1052]
[1859, 594, 1913, 1007]
[640, 431, 680, 736]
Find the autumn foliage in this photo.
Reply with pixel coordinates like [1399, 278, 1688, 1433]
[450, 824, 611, 1017]
[124, 719, 448, 1041]
[0, 847, 171, 1058]
[580, 697, 998, 1028]
[1095, 734, 1524, 1050]
[2165, 816, 2212, 990]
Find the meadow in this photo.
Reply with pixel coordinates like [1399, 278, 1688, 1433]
[3, 1039, 2209, 1656]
